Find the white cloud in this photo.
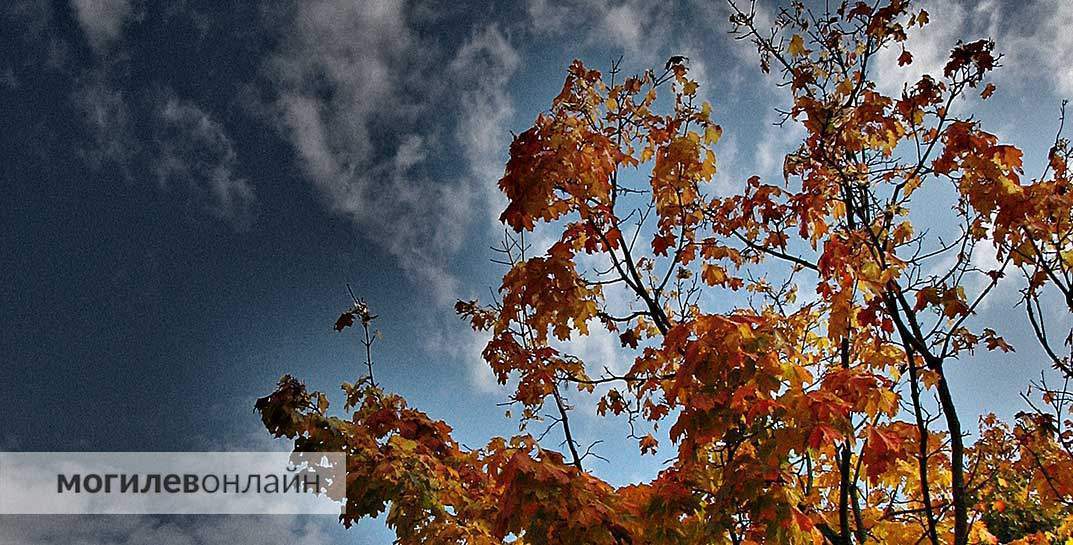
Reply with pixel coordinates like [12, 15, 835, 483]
[702, 0, 777, 67]
[72, 68, 137, 171]
[968, 237, 1017, 311]
[602, 4, 644, 47]
[525, 0, 673, 61]
[711, 133, 743, 196]
[66, 0, 255, 230]
[156, 96, 257, 229]
[70, 0, 135, 53]
[871, 1, 977, 96]
[464, 329, 500, 393]
[450, 25, 521, 227]
[72, 75, 256, 230]
[265, 2, 521, 306]
[525, 0, 570, 35]
[268, 0, 454, 301]
[753, 110, 804, 181]
[418, 25, 525, 392]
[870, 0, 1073, 99]
[998, 0, 1073, 97]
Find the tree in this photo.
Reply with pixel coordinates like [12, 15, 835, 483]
[256, 1, 1073, 543]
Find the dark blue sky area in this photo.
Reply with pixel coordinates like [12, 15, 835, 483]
[1, 0, 503, 452]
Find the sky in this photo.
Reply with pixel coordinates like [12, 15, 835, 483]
[2, 0, 1072, 543]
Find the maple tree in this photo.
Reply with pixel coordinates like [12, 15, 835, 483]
[257, 1, 1073, 543]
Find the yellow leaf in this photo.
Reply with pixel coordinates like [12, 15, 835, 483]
[860, 261, 881, 283]
[1061, 250, 1073, 267]
[702, 263, 726, 286]
[704, 124, 723, 145]
[789, 34, 806, 57]
[701, 150, 717, 179]
[999, 176, 1022, 195]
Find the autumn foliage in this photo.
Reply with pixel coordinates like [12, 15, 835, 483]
[257, 1, 1073, 543]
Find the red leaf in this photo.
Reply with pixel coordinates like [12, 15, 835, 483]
[652, 233, 676, 256]
[334, 311, 355, 331]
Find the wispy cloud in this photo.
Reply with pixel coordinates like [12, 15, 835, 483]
[450, 25, 520, 227]
[72, 68, 137, 171]
[156, 95, 257, 229]
[264, 1, 520, 304]
[872, 1, 975, 97]
[70, 0, 137, 53]
[997, 0, 1073, 97]
[63, 1, 258, 230]
[525, 0, 674, 61]
[871, 0, 1073, 100]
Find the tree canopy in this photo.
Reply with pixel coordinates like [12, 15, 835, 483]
[257, 1, 1073, 543]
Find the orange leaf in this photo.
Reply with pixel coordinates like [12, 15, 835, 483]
[639, 434, 659, 455]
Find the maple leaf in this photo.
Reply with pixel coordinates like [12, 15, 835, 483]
[862, 425, 911, 483]
[808, 423, 841, 450]
[915, 287, 938, 311]
[701, 263, 727, 286]
[652, 233, 676, 256]
[639, 434, 659, 455]
[982, 328, 1015, 352]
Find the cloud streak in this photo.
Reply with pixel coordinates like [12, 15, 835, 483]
[265, 1, 520, 304]
[870, 0, 1073, 100]
[70, 0, 136, 53]
[63, 0, 259, 230]
[525, 0, 674, 61]
[156, 95, 257, 229]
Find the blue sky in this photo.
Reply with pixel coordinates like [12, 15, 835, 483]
[2, 0, 1072, 542]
